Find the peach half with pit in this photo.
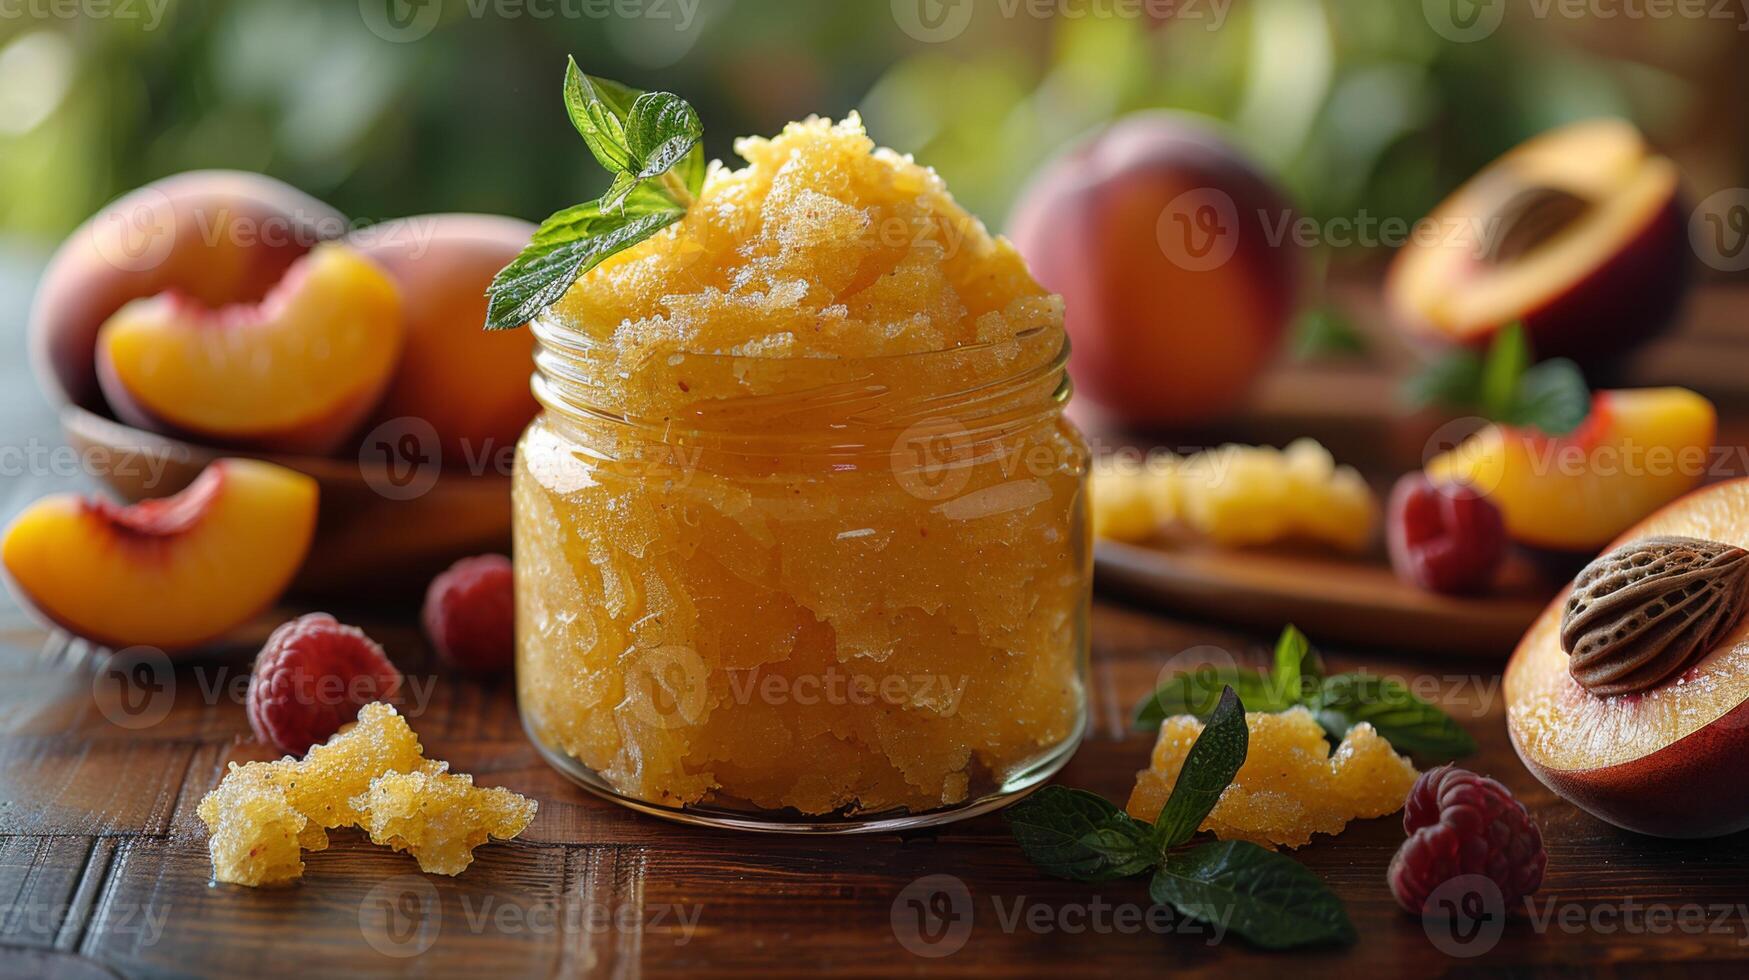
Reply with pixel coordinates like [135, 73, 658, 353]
[1426, 387, 1715, 553]
[1506, 478, 1749, 837]
[29, 170, 345, 411]
[1387, 119, 1690, 364]
[96, 242, 404, 455]
[348, 214, 539, 460]
[1, 459, 318, 651]
[1008, 111, 1301, 427]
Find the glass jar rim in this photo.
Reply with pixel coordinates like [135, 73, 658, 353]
[529, 314, 1074, 449]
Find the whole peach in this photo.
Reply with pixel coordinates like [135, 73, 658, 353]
[1009, 112, 1302, 427]
[29, 171, 346, 411]
[347, 214, 539, 463]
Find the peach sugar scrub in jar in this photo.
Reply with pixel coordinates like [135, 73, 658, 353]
[503, 72, 1090, 831]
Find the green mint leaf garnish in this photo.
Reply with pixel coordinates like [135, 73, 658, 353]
[1478, 322, 1531, 420]
[1010, 676, 1354, 950]
[487, 203, 683, 330]
[564, 58, 638, 174]
[1402, 322, 1591, 436]
[1504, 357, 1590, 435]
[1131, 626, 1473, 761]
[1308, 673, 1478, 761]
[1271, 623, 1321, 699]
[1132, 625, 1313, 731]
[1149, 841, 1357, 949]
[1150, 686, 1247, 851]
[486, 60, 705, 330]
[1131, 666, 1286, 730]
[1003, 787, 1159, 882]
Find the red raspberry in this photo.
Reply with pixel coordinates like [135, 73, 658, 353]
[246, 613, 403, 756]
[1389, 765, 1546, 915]
[422, 554, 515, 674]
[1387, 475, 1507, 595]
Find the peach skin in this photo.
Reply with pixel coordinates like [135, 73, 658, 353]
[348, 214, 539, 460]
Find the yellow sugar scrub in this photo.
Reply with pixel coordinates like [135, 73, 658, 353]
[514, 114, 1091, 829]
[199, 703, 535, 885]
[1091, 439, 1377, 550]
[1126, 707, 1417, 848]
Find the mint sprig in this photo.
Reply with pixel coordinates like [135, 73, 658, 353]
[485, 58, 706, 330]
[1403, 323, 1590, 435]
[1006, 687, 1355, 950]
[1132, 625, 1476, 762]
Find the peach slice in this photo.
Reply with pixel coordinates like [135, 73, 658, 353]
[1506, 478, 1749, 837]
[96, 243, 403, 455]
[1, 459, 317, 650]
[1387, 119, 1690, 363]
[29, 171, 345, 412]
[1426, 388, 1715, 552]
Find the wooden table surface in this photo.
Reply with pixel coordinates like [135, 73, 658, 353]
[7, 271, 1749, 978]
[6, 601, 1749, 979]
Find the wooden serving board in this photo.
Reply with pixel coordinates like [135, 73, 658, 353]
[1084, 282, 1749, 662]
[1095, 538, 1553, 660]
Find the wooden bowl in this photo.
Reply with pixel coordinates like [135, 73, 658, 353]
[61, 405, 513, 598]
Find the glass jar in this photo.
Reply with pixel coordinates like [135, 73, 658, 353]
[514, 313, 1090, 833]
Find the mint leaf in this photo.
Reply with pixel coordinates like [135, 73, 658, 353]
[486, 204, 683, 330]
[487, 60, 706, 331]
[1150, 686, 1247, 850]
[1005, 787, 1158, 881]
[1403, 348, 1484, 412]
[1309, 673, 1476, 761]
[1271, 624, 1320, 700]
[564, 57, 638, 174]
[1402, 322, 1591, 437]
[1150, 840, 1356, 949]
[1132, 666, 1286, 731]
[626, 92, 703, 179]
[1505, 357, 1589, 435]
[1479, 322, 1530, 420]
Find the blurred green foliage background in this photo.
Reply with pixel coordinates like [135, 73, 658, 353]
[1, 0, 1745, 265]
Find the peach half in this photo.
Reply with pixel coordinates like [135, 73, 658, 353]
[1427, 388, 1715, 553]
[1507, 478, 1749, 837]
[1387, 119, 1690, 363]
[30, 170, 344, 411]
[96, 243, 404, 455]
[1, 459, 318, 651]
